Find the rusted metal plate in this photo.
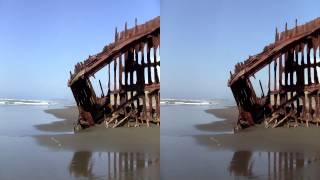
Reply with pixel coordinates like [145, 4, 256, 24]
[68, 17, 160, 131]
[229, 17, 320, 129]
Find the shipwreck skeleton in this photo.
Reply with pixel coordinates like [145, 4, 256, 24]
[228, 17, 320, 129]
[68, 17, 160, 130]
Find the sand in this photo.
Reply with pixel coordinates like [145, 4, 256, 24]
[34, 106, 159, 155]
[195, 106, 320, 153]
[195, 106, 238, 132]
[35, 106, 78, 132]
[32, 106, 160, 179]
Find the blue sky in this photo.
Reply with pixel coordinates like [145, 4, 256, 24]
[161, 0, 320, 100]
[1, 0, 319, 101]
[0, 0, 159, 99]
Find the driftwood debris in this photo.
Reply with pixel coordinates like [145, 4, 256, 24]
[228, 17, 320, 129]
[68, 17, 160, 131]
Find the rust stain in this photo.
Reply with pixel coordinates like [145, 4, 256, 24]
[229, 17, 320, 129]
[68, 17, 160, 131]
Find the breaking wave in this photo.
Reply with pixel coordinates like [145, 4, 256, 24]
[0, 98, 56, 106]
[160, 98, 233, 106]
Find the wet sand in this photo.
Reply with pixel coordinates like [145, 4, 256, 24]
[187, 106, 320, 179]
[160, 105, 320, 179]
[196, 106, 320, 153]
[33, 106, 159, 180]
[195, 106, 238, 132]
[35, 106, 159, 153]
[35, 106, 78, 132]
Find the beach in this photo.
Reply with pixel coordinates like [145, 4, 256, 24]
[35, 107, 159, 153]
[197, 106, 320, 179]
[0, 105, 159, 180]
[161, 104, 320, 180]
[3, 103, 320, 179]
[198, 106, 320, 153]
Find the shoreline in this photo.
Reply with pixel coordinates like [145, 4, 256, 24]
[195, 106, 238, 132]
[35, 106, 77, 132]
[33, 106, 160, 154]
[194, 106, 320, 153]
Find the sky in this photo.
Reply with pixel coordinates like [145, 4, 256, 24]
[0, 0, 159, 100]
[1, 0, 319, 101]
[161, 0, 320, 100]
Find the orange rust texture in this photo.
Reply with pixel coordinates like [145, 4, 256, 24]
[229, 17, 320, 129]
[69, 17, 160, 81]
[68, 17, 160, 130]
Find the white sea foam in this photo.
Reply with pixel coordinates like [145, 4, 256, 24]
[0, 98, 56, 106]
[160, 98, 227, 106]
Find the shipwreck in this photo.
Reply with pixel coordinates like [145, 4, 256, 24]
[68, 17, 160, 131]
[228, 17, 320, 129]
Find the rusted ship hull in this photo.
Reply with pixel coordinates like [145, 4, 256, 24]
[229, 17, 320, 129]
[68, 17, 160, 131]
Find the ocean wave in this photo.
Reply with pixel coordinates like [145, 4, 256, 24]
[160, 98, 221, 106]
[0, 97, 232, 107]
[0, 98, 56, 106]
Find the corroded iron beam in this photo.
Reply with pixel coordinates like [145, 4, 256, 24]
[68, 17, 160, 131]
[229, 17, 320, 129]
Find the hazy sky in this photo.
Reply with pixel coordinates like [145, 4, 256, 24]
[161, 0, 320, 100]
[1, 0, 319, 100]
[0, 0, 159, 99]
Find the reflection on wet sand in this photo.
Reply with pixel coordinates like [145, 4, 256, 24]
[229, 151, 253, 177]
[69, 151, 94, 178]
[69, 151, 159, 179]
[229, 151, 320, 179]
